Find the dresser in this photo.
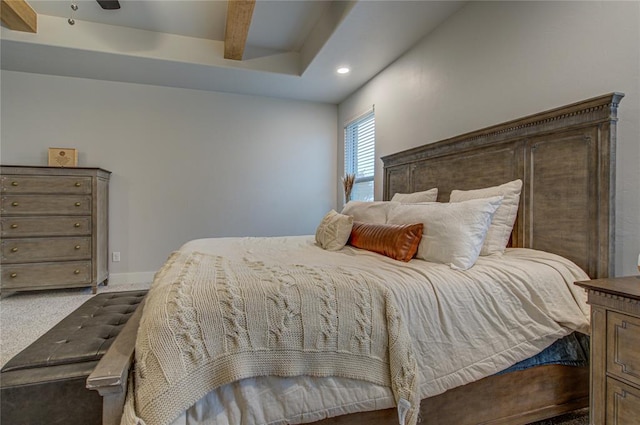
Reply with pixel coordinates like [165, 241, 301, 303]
[575, 276, 640, 425]
[1, 166, 111, 294]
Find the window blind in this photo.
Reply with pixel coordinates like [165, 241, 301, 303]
[344, 109, 375, 201]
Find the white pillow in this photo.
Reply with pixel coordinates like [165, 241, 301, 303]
[341, 201, 400, 224]
[391, 188, 438, 203]
[315, 210, 354, 251]
[387, 196, 503, 270]
[449, 179, 522, 256]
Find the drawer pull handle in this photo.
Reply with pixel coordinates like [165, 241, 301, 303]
[11, 202, 19, 207]
[11, 247, 18, 252]
[74, 223, 81, 228]
[74, 269, 80, 274]
[75, 182, 81, 187]
[11, 181, 18, 186]
[10, 273, 17, 278]
[74, 245, 81, 250]
[75, 202, 81, 207]
[10, 224, 18, 229]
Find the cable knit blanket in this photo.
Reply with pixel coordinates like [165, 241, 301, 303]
[122, 251, 419, 425]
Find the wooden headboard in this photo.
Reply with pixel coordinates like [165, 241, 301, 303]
[382, 93, 624, 279]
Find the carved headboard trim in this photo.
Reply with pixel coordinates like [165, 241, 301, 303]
[382, 92, 623, 278]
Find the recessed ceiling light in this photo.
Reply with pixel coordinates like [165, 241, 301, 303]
[336, 67, 350, 74]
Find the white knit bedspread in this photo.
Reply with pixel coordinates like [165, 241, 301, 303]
[133, 235, 590, 425]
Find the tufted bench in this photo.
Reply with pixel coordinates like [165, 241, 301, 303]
[1, 290, 147, 425]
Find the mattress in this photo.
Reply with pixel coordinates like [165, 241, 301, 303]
[124, 235, 590, 425]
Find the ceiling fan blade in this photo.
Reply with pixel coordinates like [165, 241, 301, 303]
[96, 0, 120, 10]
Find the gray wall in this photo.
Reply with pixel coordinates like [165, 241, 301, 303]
[2, 1, 638, 281]
[1, 72, 337, 282]
[339, 1, 640, 276]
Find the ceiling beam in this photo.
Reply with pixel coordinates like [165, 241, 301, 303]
[1, 0, 37, 33]
[224, 0, 255, 60]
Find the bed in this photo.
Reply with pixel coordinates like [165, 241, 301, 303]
[88, 92, 624, 425]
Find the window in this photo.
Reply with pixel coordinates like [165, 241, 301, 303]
[344, 109, 375, 201]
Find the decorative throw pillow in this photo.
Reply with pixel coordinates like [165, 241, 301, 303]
[391, 188, 438, 203]
[387, 196, 503, 270]
[315, 210, 354, 251]
[348, 221, 424, 262]
[449, 179, 523, 256]
[341, 201, 400, 224]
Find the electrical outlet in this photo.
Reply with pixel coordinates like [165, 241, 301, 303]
[112, 251, 121, 262]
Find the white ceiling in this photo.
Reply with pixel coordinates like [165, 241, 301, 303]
[1, 0, 466, 104]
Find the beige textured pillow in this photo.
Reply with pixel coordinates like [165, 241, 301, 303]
[315, 210, 354, 251]
[391, 188, 438, 203]
[341, 201, 400, 224]
[450, 179, 522, 256]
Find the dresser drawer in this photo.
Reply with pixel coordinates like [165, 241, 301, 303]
[606, 377, 640, 425]
[1, 195, 91, 215]
[1, 217, 91, 237]
[1, 261, 92, 290]
[0, 166, 110, 293]
[1, 175, 92, 194]
[1, 237, 91, 263]
[607, 311, 640, 387]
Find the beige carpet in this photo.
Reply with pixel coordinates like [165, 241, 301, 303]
[1, 282, 589, 425]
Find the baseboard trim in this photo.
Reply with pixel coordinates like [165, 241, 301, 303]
[108, 272, 155, 285]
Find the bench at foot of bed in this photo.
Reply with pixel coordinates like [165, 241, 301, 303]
[0, 290, 147, 425]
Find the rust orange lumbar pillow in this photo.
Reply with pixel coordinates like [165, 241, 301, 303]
[348, 221, 424, 262]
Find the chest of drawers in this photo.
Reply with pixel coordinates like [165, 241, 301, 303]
[575, 276, 640, 425]
[1, 166, 111, 294]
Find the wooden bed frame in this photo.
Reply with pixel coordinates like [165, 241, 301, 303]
[88, 92, 624, 425]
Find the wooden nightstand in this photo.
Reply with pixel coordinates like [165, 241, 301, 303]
[575, 276, 640, 425]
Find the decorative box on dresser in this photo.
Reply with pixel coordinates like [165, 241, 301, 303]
[1, 165, 111, 294]
[575, 276, 640, 425]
